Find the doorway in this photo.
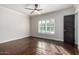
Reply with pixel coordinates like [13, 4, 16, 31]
[64, 15, 75, 45]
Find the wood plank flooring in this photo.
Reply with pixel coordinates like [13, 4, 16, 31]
[0, 37, 78, 55]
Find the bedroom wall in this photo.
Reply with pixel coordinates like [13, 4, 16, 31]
[30, 7, 76, 43]
[75, 13, 78, 46]
[0, 6, 30, 43]
[75, 5, 79, 49]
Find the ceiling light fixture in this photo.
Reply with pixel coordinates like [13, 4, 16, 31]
[25, 4, 42, 14]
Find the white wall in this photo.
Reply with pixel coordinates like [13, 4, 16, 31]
[75, 13, 78, 45]
[30, 7, 75, 42]
[77, 12, 79, 49]
[0, 6, 30, 43]
[75, 5, 79, 49]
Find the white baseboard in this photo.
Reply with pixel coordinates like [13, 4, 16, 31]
[0, 35, 30, 43]
[31, 35, 63, 42]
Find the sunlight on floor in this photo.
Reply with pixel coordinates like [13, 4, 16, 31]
[36, 41, 71, 55]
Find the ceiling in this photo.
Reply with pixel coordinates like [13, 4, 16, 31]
[0, 4, 73, 16]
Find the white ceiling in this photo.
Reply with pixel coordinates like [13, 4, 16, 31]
[0, 4, 73, 16]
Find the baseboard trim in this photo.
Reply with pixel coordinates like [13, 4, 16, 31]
[0, 35, 30, 43]
[29, 36, 64, 43]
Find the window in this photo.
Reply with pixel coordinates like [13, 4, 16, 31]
[38, 19, 55, 34]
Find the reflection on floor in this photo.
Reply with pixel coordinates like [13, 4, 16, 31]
[0, 37, 78, 55]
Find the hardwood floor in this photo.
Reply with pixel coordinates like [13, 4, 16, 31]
[0, 37, 78, 55]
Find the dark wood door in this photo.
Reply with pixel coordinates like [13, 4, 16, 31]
[64, 15, 75, 45]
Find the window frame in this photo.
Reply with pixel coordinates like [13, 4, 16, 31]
[38, 19, 55, 34]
